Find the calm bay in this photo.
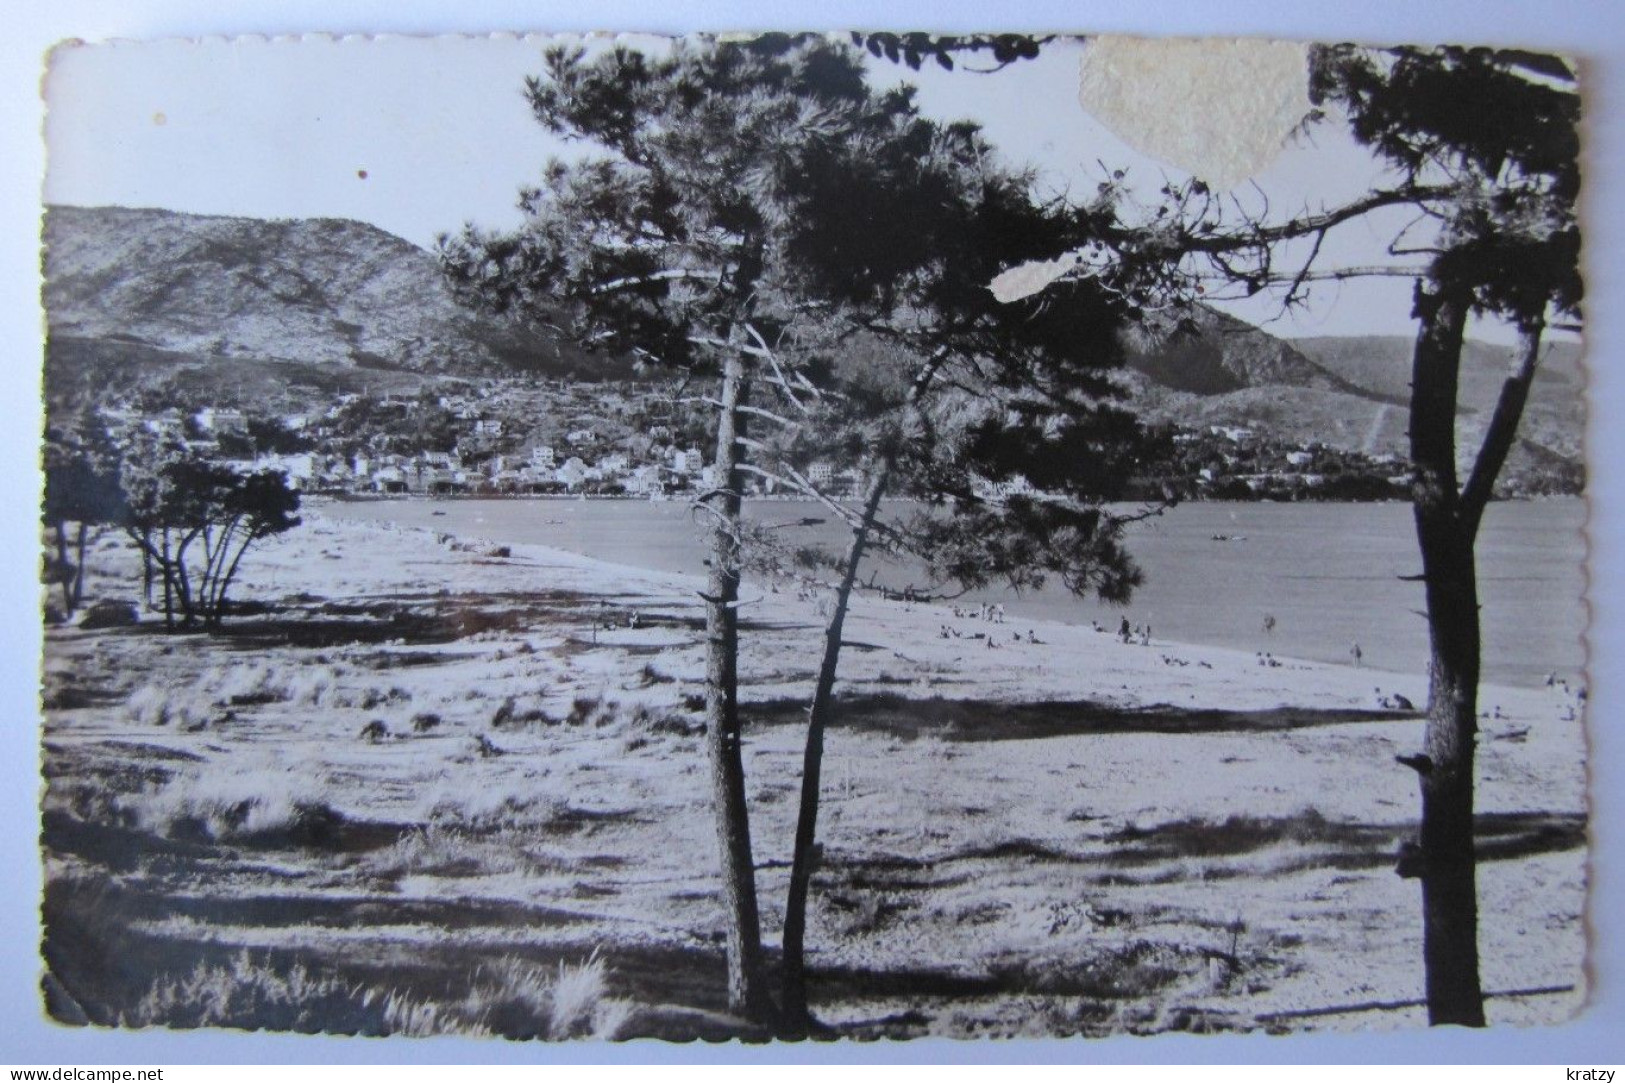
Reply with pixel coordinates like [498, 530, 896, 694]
[326, 496, 1587, 689]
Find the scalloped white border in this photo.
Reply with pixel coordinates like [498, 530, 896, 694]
[8, 4, 1623, 1067]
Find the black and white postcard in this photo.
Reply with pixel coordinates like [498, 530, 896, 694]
[35, 28, 1591, 1045]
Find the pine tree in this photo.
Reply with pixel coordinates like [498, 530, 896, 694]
[41, 410, 123, 616]
[1313, 44, 1581, 1027]
[977, 42, 1581, 1026]
[439, 35, 1160, 1026]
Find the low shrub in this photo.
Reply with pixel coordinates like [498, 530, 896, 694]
[126, 684, 211, 729]
[370, 824, 500, 878]
[566, 695, 602, 726]
[636, 663, 674, 686]
[424, 791, 566, 833]
[123, 758, 342, 846]
[491, 697, 554, 730]
[126, 952, 376, 1033]
[566, 695, 620, 728]
[280, 667, 339, 708]
[210, 663, 281, 706]
[80, 599, 138, 629]
[648, 715, 701, 738]
[356, 685, 411, 710]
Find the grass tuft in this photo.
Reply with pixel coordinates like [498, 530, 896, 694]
[126, 684, 210, 729]
[636, 662, 674, 686]
[125, 951, 372, 1033]
[120, 756, 345, 846]
[491, 697, 555, 730]
[567, 695, 605, 726]
[122, 949, 630, 1039]
[280, 667, 340, 708]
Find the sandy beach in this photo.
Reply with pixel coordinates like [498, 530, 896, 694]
[39, 507, 1589, 1039]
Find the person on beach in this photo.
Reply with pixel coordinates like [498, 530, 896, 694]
[1351, 641, 1362, 667]
[1119, 617, 1131, 643]
[1140, 624, 1151, 646]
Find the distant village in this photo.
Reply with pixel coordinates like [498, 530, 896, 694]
[98, 379, 720, 498]
[87, 373, 1568, 503]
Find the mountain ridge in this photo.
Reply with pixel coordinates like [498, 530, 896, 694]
[41, 204, 1583, 484]
[44, 204, 630, 385]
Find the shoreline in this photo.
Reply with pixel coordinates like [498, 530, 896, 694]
[315, 494, 1586, 691]
[316, 491, 1583, 506]
[310, 506, 1539, 711]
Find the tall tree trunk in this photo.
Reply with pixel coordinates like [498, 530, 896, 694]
[701, 349, 772, 1023]
[1402, 278, 1486, 1027]
[141, 529, 154, 606]
[71, 522, 88, 612]
[780, 464, 892, 1031]
[53, 521, 74, 615]
[781, 353, 944, 1029]
[208, 531, 254, 631]
[1461, 319, 1547, 538]
[174, 533, 197, 628]
[160, 529, 174, 631]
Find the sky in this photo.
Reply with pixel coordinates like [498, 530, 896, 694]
[41, 32, 1504, 341]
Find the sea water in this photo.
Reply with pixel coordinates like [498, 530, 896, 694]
[328, 497, 1586, 688]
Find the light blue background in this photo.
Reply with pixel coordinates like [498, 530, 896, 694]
[4, 0, 1620, 1065]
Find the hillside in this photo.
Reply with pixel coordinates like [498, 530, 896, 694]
[43, 205, 630, 402]
[1124, 306, 1361, 397]
[1292, 335, 1586, 461]
[1132, 384, 1404, 454]
[1115, 323, 1584, 491]
[39, 204, 1583, 492]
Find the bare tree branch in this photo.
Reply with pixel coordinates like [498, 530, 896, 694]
[1460, 317, 1547, 536]
[592, 267, 723, 295]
